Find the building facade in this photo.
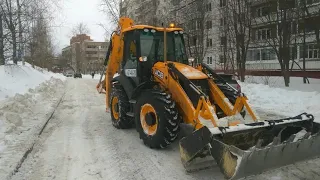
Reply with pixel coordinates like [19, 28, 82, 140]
[246, 0, 320, 70]
[120, 0, 172, 26]
[61, 34, 109, 74]
[120, 0, 320, 71]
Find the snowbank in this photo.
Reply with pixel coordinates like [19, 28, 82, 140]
[0, 78, 65, 179]
[0, 62, 67, 178]
[239, 81, 320, 123]
[0, 62, 66, 101]
[245, 76, 320, 93]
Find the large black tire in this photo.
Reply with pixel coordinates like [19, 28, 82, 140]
[110, 84, 133, 129]
[216, 83, 246, 118]
[135, 89, 180, 149]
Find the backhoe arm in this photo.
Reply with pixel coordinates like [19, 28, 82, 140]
[97, 17, 134, 111]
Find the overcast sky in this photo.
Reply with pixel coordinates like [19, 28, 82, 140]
[52, 0, 109, 54]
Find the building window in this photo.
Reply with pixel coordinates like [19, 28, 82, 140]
[261, 49, 276, 60]
[256, 6, 271, 17]
[206, 20, 212, 29]
[220, 17, 226, 26]
[256, 28, 272, 40]
[220, 36, 226, 45]
[220, 0, 226, 7]
[247, 49, 260, 61]
[87, 45, 97, 49]
[207, 39, 213, 47]
[206, 3, 212, 11]
[207, 57, 213, 64]
[247, 48, 277, 61]
[86, 51, 97, 55]
[300, 44, 319, 59]
[192, 36, 197, 46]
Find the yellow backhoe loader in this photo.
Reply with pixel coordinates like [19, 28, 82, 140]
[96, 17, 320, 179]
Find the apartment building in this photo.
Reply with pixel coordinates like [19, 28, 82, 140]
[61, 34, 109, 74]
[246, 0, 320, 70]
[120, 0, 172, 26]
[120, 0, 320, 70]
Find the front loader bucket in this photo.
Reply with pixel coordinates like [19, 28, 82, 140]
[180, 113, 320, 179]
[212, 131, 320, 179]
[179, 126, 216, 172]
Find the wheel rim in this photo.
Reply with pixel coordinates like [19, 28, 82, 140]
[140, 104, 158, 136]
[112, 97, 119, 120]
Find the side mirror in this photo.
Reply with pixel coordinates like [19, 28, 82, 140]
[139, 56, 148, 62]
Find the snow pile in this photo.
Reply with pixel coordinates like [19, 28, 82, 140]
[0, 78, 65, 179]
[239, 82, 320, 123]
[0, 62, 66, 101]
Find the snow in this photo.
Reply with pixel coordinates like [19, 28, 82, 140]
[239, 78, 320, 123]
[0, 62, 67, 179]
[0, 62, 66, 101]
[2, 78, 320, 180]
[82, 74, 103, 80]
[245, 76, 320, 93]
[209, 117, 309, 135]
[0, 78, 65, 179]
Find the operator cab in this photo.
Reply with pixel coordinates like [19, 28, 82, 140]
[121, 26, 188, 85]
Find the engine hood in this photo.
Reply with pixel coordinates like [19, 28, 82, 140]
[171, 62, 207, 80]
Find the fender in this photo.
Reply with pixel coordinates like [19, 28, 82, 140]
[111, 73, 136, 99]
[131, 81, 159, 100]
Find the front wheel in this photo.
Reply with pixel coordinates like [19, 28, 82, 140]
[135, 89, 180, 149]
[109, 84, 133, 129]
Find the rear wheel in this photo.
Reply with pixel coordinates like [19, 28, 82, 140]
[216, 84, 246, 118]
[110, 84, 133, 129]
[135, 89, 180, 149]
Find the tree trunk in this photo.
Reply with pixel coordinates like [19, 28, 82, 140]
[0, 14, 4, 65]
[12, 33, 17, 64]
[284, 55, 290, 87]
[17, 0, 24, 65]
[303, 27, 306, 84]
[240, 62, 245, 82]
[283, 70, 290, 87]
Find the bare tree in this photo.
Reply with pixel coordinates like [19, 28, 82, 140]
[0, 12, 4, 65]
[26, 11, 54, 69]
[1, 0, 18, 64]
[17, 0, 24, 64]
[175, 0, 210, 65]
[225, 0, 252, 82]
[253, 0, 298, 87]
[0, 0, 59, 66]
[101, 0, 121, 25]
[72, 22, 90, 36]
[298, 0, 320, 83]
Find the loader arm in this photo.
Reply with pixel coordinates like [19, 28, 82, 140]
[99, 17, 134, 110]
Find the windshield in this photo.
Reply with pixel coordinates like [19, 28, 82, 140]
[140, 30, 188, 64]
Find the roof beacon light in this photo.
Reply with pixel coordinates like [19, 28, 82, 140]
[169, 23, 175, 28]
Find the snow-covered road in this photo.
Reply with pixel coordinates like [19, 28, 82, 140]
[9, 79, 320, 180]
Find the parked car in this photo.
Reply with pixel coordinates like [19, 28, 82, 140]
[74, 73, 82, 78]
[65, 72, 74, 77]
